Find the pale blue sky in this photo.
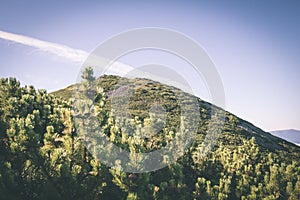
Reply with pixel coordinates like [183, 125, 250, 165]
[0, 0, 299, 131]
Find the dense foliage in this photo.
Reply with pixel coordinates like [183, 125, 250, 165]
[0, 68, 299, 199]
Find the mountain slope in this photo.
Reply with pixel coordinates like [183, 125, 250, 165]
[51, 74, 299, 153]
[0, 72, 299, 200]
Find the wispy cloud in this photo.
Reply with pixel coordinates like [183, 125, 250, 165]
[0, 30, 194, 95]
[0, 29, 136, 76]
[0, 30, 88, 63]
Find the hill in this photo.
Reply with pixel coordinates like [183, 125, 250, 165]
[271, 129, 300, 146]
[51, 74, 298, 152]
[0, 68, 299, 199]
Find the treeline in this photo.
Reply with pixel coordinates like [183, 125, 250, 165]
[0, 68, 299, 199]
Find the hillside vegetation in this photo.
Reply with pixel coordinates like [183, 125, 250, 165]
[0, 67, 299, 200]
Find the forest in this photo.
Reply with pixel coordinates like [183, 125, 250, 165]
[0, 67, 299, 200]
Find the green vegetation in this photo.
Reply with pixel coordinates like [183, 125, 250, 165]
[1, 67, 299, 199]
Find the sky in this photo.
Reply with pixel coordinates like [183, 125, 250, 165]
[0, 0, 299, 131]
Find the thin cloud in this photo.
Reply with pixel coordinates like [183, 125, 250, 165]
[0, 30, 194, 95]
[0, 30, 88, 63]
[0, 30, 145, 76]
[0, 29, 134, 75]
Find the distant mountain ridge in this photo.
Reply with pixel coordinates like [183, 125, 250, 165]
[270, 129, 300, 146]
